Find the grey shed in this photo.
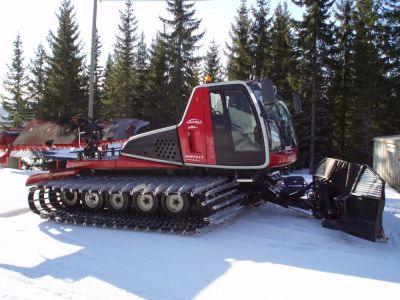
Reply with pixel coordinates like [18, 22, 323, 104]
[373, 135, 400, 191]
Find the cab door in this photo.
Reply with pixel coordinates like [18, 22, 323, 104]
[209, 84, 266, 167]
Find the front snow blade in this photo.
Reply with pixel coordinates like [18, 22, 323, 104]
[313, 158, 386, 242]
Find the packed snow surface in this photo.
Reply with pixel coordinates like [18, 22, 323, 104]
[0, 168, 399, 299]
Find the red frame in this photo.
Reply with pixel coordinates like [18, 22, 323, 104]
[26, 169, 80, 186]
[177, 86, 216, 165]
[269, 148, 299, 168]
[66, 155, 180, 170]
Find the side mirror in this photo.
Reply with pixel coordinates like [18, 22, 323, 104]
[261, 78, 275, 104]
[292, 92, 302, 114]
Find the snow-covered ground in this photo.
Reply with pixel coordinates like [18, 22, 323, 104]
[0, 168, 399, 300]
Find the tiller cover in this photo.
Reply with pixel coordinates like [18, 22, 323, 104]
[8, 117, 149, 160]
[314, 158, 386, 241]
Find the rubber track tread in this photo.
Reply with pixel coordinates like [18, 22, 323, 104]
[27, 175, 248, 234]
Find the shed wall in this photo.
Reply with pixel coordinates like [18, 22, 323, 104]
[373, 136, 400, 191]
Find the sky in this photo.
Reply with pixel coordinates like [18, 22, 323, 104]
[0, 0, 303, 116]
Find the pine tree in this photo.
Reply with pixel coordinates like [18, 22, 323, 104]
[250, 0, 271, 78]
[0, 34, 30, 129]
[146, 31, 170, 128]
[28, 44, 48, 118]
[110, 0, 138, 118]
[160, 0, 204, 122]
[135, 32, 149, 120]
[202, 39, 223, 82]
[45, 0, 87, 118]
[292, 0, 335, 172]
[226, 0, 253, 80]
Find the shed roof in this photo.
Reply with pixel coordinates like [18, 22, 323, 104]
[374, 135, 400, 143]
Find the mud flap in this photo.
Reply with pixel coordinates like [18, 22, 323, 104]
[314, 158, 386, 242]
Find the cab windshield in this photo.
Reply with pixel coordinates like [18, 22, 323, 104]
[248, 82, 297, 151]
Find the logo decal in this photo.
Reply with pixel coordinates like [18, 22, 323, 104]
[185, 154, 204, 162]
[186, 118, 203, 125]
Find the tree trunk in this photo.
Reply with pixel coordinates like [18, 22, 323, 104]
[309, 28, 318, 174]
[309, 81, 316, 174]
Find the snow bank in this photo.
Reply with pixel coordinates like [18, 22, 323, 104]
[0, 168, 44, 215]
[0, 168, 399, 300]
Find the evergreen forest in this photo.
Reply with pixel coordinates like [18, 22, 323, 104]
[1, 0, 399, 169]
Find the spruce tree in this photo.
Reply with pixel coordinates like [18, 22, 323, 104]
[202, 39, 223, 82]
[226, 0, 253, 80]
[109, 0, 138, 118]
[45, 0, 87, 118]
[268, 2, 297, 99]
[292, 0, 334, 172]
[146, 31, 170, 128]
[99, 54, 117, 119]
[160, 0, 204, 122]
[326, 0, 355, 159]
[92, 30, 103, 119]
[250, 0, 271, 78]
[135, 32, 149, 120]
[27, 44, 48, 118]
[0, 34, 30, 129]
[381, 0, 400, 133]
[348, 0, 386, 163]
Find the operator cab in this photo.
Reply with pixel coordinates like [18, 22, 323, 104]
[206, 79, 298, 168]
[209, 83, 266, 167]
[121, 78, 299, 170]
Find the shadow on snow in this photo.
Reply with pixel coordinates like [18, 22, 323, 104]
[1, 204, 400, 299]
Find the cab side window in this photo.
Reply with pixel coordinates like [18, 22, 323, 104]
[225, 89, 261, 151]
[264, 103, 283, 151]
[210, 91, 226, 128]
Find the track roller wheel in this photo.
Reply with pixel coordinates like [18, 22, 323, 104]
[161, 194, 189, 216]
[107, 193, 130, 213]
[61, 190, 79, 207]
[48, 190, 60, 206]
[132, 193, 158, 214]
[83, 191, 104, 211]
